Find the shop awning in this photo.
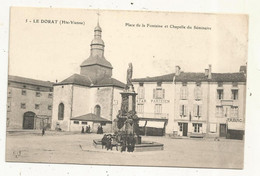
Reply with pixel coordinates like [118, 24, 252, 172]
[228, 122, 245, 131]
[146, 121, 165, 128]
[71, 113, 112, 123]
[139, 120, 147, 127]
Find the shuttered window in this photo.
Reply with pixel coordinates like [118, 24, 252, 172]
[179, 105, 187, 117]
[154, 104, 162, 114]
[231, 106, 239, 118]
[194, 87, 202, 100]
[153, 88, 165, 99]
[180, 86, 188, 100]
[138, 87, 145, 99]
[137, 104, 144, 113]
[193, 105, 202, 117]
[216, 106, 223, 117]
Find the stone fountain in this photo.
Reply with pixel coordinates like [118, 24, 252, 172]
[93, 63, 163, 152]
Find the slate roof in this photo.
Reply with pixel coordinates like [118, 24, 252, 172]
[131, 72, 246, 83]
[80, 55, 113, 69]
[93, 77, 125, 88]
[8, 75, 54, 87]
[71, 113, 112, 123]
[56, 74, 92, 87]
[175, 72, 246, 82]
[132, 73, 175, 82]
[56, 74, 125, 88]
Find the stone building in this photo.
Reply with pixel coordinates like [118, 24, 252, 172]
[51, 23, 125, 133]
[132, 65, 246, 139]
[132, 74, 175, 136]
[6, 75, 54, 130]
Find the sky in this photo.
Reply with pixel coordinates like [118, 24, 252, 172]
[8, 7, 248, 83]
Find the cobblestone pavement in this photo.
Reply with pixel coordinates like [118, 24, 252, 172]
[5, 131, 244, 169]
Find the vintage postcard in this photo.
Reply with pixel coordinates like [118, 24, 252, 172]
[6, 7, 248, 169]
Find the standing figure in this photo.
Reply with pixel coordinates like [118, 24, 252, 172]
[126, 63, 133, 89]
[88, 125, 91, 133]
[85, 126, 89, 133]
[81, 126, 84, 133]
[42, 127, 45, 136]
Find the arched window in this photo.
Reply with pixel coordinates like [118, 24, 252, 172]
[58, 103, 64, 120]
[94, 105, 101, 117]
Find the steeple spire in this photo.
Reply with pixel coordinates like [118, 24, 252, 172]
[80, 18, 113, 82]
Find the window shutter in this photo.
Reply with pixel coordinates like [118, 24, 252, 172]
[197, 88, 201, 99]
[194, 88, 197, 100]
[162, 89, 165, 99]
[199, 105, 202, 117]
[180, 88, 183, 99]
[179, 105, 183, 116]
[184, 105, 187, 116]
[193, 104, 197, 117]
[153, 89, 155, 99]
[184, 87, 187, 99]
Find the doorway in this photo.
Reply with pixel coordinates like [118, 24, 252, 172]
[183, 123, 188, 136]
[219, 124, 227, 137]
[178, 122, 188, 136]
[23, 111, 35, 129]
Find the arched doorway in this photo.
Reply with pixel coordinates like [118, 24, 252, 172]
[94, 105, 101, 117]
[23, 111, 35, 129]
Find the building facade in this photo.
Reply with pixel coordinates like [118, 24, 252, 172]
[51, 23, 125, 133]
[132, 65, 246, 139]
[132, 74, 175, 135]
[7, 75, 53, 130]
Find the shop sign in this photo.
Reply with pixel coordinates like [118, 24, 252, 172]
[227, 118, 243, 122]
[137, 99, 146, 103]
[151, 99, 170, 103]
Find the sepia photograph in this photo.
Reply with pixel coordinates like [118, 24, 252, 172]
[5, 6, 248, 169]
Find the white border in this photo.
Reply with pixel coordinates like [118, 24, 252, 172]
[1, 1, 260, 176]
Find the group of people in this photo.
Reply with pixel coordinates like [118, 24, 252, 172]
[97, 125, 103, 134]
[81, 125, 91, 134]
[101, 133, 136, 152]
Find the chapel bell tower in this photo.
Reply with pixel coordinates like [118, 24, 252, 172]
[80, 22, 113, 83]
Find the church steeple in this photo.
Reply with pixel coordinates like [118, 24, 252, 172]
[90, 22, 105, 58]
[80, 20, 113, 83]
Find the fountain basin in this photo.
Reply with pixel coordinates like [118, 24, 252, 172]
[93, 139, 164, 152]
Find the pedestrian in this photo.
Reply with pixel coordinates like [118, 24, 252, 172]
[101, 134, 108, 149]
[121, 134, 127, 152]
[42, 127, 45, 136]
[81, 126, 84, 133]
[88, 125, 91, 133]
[100, 126, 103, 134]
[85, 126, 89, 133]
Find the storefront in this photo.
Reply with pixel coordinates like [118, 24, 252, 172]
[227, 118, 245, 140]
[138, 118, 167, 136]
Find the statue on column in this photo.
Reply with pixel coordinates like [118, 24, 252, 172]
[126, 63, 134, 91]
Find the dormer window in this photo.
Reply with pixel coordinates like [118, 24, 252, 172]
[232, 82, 238, 87]
[196, 82, 201, 86]
[218, 82, 223, 87]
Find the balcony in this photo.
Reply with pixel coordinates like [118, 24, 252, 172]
[216, 99, 239, 106]
[136, 112, 169, 119]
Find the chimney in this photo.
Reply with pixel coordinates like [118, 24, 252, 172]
[205, 69, 209, 76]
[175, 66, 181, 76]
[208, 64, 212, 79]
